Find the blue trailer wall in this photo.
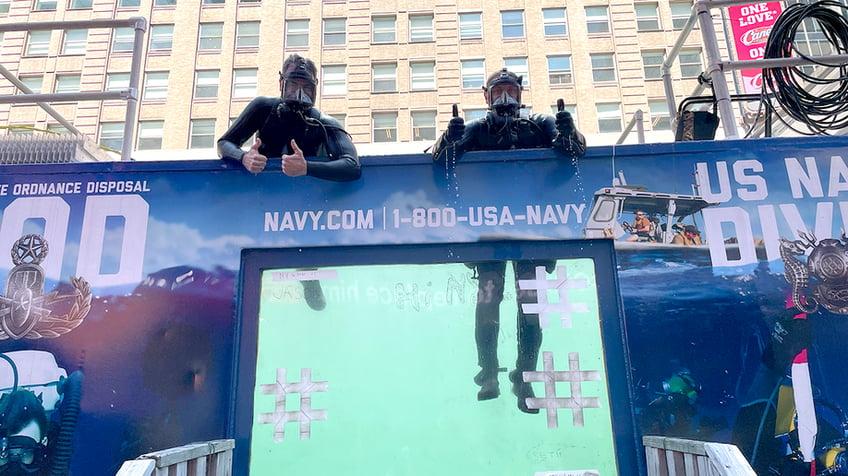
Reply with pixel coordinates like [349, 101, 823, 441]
[0, 135, 846, 474]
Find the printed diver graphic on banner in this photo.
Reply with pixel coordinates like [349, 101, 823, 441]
[0, 234, 90, 340]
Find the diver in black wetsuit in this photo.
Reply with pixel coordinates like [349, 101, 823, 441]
[217, 53, 360, 182]
[432, 68, 586, 414]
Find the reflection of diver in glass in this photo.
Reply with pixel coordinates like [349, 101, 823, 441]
[0, 352, 83, 476]
[472, 260, 554, 414]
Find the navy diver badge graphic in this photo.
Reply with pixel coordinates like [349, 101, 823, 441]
[0, 234, 91, 340]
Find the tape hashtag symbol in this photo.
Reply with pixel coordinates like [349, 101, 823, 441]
[524, 352, 601, 429]
[257, 367, 328, 442]
[518, 264, 589, 328]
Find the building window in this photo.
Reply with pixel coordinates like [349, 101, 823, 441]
[542, 8, 567, 36]
[372, 16, 396, 43]
[680, 49, 702, 77]
[372, 63, 397, 92]
[459, 12, 482, 39]
[112, 27, 134, 53]
[591, 53, 617, 82]
[0, 0, 10, 13]
[47, 124, 70, 134]
[461, 59, 485, 88]
[137, 121, 164, 150]
[199, 23, 223, 51]
[585, 6, 610, 34]
[150, 25, 174, 51]
[202, 0, 225, 4]
[69, 0, 92, 9]
[154, 0, 176, 6]
[504, 58, 529, 86]
[143, 72, 169, 100]
[328, 114, 346, 129]
[118, 0, 140, 7]
[322, 65, 346, 95]
[670, 2, 694, 29]
[409, 14, 433, 43]
[642, 51, 665, 79]
[501, 10, 524, 38]
[285, 19, 309, 48]
[194, 70, 219, 99]
[323, 18, 346, 46]
[636, 4, 661, 31]
[411, 110, 436, 141]
[55, 75, 81, 94]
[547, 56, 572, 85]
[19, 76, 43, 94]
[236, 22, 260, 48]
[7, 125, 34, 135]
[190, 119, 216, 149]
[33, 0, 57, 11]
[373, 112, 397, 142]
[99, 122, 124, 151]
[597, 103, 622, 133]
[551, 104, 578, 128]
[648, 100, 671, 130]
[233, 69, 257, 98]
[62, 29, 87, 55]
[106, 73, 129, 92]
[410, 61, 435, 90]
[25, 31, 51, 57]
[465, 109, 486, 121]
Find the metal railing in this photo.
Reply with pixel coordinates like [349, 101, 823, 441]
[662, 0, 848, 138]
[0, 17, 147, 161]
[617, 109, 646, 144]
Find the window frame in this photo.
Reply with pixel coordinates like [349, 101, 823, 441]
[409, 14, 434, 43]
[411, 110, 437, 142]
[585, 6, 611, 35]
[372, 111, 398, 142]
[635, 4, 661, 31]
[459, 12, 482, 40]
[542, 8, 568, 36]
[547, 55, 573, 85]
[590, 53, 617, 83]
[323, 18, 346, 46]
[410, 61, 435, 91]
[322, 65, 347, 96]
[143, 71, 169, 100]
[25, 31, 51, 57]
[372, 15, 397, 43]
[285, 19, 309, 48]
[236, 21, 260, 49]
[500, 10, 525, 39]
[461, 59, 485, 89]
[199, 23, 224, 51]
[137, 120, 165, 150]
[150, 24, 174, 51]
[371, 63, 398, 93]
[189, 119, 217, 149]
[232, 68, 258, 99]
[194, 70, 220, 100]
[62, 29, 88, 55]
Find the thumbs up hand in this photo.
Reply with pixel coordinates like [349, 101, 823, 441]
[447, 104, 465, 142]
[242, 138, 267, 174]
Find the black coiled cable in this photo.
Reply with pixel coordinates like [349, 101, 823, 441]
[760, 0, 848, 135]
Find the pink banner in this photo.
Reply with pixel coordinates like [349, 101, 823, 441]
[728, 2, 784, 93]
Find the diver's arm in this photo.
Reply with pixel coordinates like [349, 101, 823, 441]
[217, 97, 274, 164]
[432, 120, 479, 165]
[537, 113, 587, 159]
[306, 115, 361, 182]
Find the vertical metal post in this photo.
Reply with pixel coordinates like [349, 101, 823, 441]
[122, 16, 147, 162]
[696, 1, 739, 138]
